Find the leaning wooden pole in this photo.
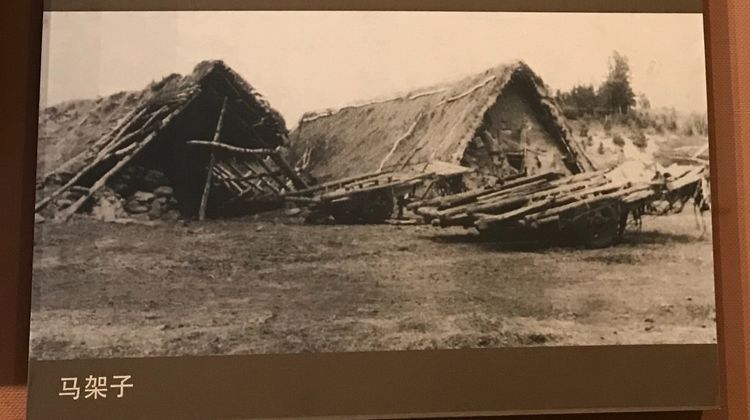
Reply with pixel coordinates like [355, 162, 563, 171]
[198, 97, 228, 221]
[56, 89, 202, 221]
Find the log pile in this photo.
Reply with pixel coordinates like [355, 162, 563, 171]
[410, 165, 707, 244]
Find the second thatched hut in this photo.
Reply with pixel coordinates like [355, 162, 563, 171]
[289, 61, 594, 190]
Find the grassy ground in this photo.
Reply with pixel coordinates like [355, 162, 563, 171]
[30, 211, 716, 360]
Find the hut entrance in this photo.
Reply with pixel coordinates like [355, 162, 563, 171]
[460, 73, 575, 188]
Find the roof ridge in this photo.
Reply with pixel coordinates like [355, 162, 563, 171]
[299, 60, 527, 124]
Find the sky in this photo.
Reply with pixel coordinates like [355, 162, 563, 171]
[40, 11, 708, 126]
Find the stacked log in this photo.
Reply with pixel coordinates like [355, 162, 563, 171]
[413, 170, 659, 233]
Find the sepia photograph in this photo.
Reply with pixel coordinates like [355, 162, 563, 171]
[31, 10, 716, 360]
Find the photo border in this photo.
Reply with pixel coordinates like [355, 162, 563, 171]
[17, 0, 739, 418]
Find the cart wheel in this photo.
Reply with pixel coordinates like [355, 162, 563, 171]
[572, 201, 623, 249]
[330, 189, 395, 224]
[360, 189, 395, 223]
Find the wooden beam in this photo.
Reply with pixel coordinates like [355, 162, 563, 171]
[198, 97, 229, 221]
[234, 159, 282, 195]
[269, 152, 309, 189]
[188, 140, 275, 156]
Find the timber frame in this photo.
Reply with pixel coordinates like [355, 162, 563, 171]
[35, 60, 304, 221]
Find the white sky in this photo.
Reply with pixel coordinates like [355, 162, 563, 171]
[41, 11, 708, 126]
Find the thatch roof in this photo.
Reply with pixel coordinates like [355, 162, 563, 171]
[289, 61, 593, 182]
[38, 60, 288, 181]
[35, 61, 301, 220]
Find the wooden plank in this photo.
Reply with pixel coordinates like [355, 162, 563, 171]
[198, 97, 228, 221]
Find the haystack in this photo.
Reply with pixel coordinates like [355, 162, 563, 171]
[35, 60, 306, 221]
[289, 61, 594, 188]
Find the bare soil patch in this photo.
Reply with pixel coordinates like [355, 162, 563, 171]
[30, 211, 716, 360]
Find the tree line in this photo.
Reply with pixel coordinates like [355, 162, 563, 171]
[555, 51, 638, 119]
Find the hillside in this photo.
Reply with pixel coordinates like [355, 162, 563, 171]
[564, 108, 709, 172]
[37, 88, 155, 181]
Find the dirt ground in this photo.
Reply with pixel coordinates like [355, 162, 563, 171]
[30, 211, 716, 360]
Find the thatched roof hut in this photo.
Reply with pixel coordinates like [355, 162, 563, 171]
[36, 60, 304, 221]
[289, 61, 594, 187]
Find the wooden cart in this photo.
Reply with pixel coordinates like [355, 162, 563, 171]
[410, 166, 707, 248]
[282, 162, 473, 224]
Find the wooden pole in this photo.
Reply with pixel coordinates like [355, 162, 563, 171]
[43, 106, 145, 180]
[53, 89, 202, 221]
[91, 106, 149, 156]
[187, 140, 275, 156]
[35, 107, 170, 212]
[268, 151, 309, 189]
[96, 105, 170, 159]
[57, 134, 157, 221]
[198, 97, 228, 221]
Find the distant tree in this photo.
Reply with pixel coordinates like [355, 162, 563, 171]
[684, 113, 709, 136]
[598, 51, 636, 115]
[637, 93, 651, 110]
[597, 142, 605, 155]
[569, 85, 598, 115]
[556, 84, 598, 118]
[612, 134, 625, 147]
